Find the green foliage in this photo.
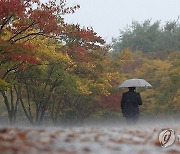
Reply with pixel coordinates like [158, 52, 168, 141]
[112, 19, 180, 52]
[0, 79, 9, 91]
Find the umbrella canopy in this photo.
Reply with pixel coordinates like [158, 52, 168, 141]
[119, 78, 152, 88]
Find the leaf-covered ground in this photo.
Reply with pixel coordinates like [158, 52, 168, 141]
[0, 123, 180, 154]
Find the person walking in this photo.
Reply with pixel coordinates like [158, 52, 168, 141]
[121, 87, 142, 124]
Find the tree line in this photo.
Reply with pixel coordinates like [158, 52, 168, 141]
[112, 19, 180, 53]
[0, 0, 123, 125]
[0, 0, 179, 125]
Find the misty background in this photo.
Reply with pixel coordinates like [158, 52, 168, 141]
[64, 0, 180, 43]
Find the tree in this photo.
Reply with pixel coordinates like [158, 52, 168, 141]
[112, 19, 180, 53]
[0, 0, 79, 124]
[134, 51, 180, 118]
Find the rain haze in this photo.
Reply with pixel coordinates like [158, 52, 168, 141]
[64, 0, 180, 43]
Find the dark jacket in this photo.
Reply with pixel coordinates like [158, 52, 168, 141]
[121, 91, 142, 118]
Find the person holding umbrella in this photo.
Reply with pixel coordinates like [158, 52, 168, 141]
[121, 87, 142, 124]
[119, 79, 152, 124]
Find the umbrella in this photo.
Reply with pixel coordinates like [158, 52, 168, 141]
[119, 78, 152, 88]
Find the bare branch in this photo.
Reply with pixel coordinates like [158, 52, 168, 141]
[8, 22, 35, 42]
[11, 32, 43, 43]
[0, 15, 13, 30]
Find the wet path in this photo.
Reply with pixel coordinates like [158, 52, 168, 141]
[0, 124, 180, 154]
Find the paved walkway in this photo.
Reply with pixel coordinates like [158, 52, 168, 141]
[0, 123, 179, 154]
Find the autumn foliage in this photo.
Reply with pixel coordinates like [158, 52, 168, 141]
[0, 0, 116, 125]
[0, 0, 179, 125]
